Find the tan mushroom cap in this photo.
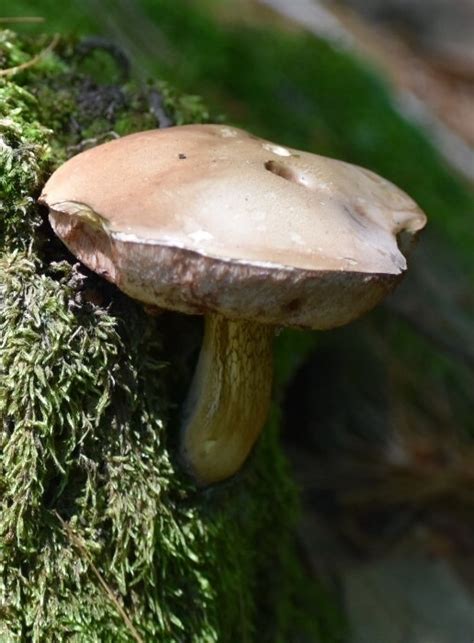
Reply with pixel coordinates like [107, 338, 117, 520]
[40, 124, 426, 329]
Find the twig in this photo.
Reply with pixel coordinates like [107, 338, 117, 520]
[0, 16, 45, 23]
[55, 511, 144, 643]
[67, 131, 120, 155]
[75, 36, 131, 83]
[0, 33, 59, 77]
[148, 88, 174, 128]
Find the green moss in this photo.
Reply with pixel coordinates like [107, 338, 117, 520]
[0, 83, 51, 247]
[0, 30, 328, 642]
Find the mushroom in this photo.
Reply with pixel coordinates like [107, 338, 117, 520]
[39, 124, 426, 485]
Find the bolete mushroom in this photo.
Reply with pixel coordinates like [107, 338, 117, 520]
[39, 124, 426, 485]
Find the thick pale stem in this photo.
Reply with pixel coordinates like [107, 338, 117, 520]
[181, 314, 274, 485]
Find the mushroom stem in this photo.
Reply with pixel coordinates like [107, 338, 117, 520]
[181, 313, 274, 485]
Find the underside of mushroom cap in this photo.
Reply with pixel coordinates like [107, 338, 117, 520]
[40, 124, 427, 330]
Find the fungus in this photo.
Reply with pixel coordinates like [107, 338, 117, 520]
[39, 124, 426, 485]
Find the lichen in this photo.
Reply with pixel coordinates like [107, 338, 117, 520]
[0, 30, 317, 642]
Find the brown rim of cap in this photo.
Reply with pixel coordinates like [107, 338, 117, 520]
[40, 124, 427, 330]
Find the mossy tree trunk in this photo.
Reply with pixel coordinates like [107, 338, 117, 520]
[0, 31, 304, 642]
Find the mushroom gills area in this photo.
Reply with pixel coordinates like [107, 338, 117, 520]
[181, 314, 274, 485]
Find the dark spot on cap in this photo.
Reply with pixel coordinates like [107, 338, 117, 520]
[179, 153, 187, 160]
[284, 298, 302, 313]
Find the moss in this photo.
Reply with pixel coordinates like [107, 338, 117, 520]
[0, 30, 331, 642]
[0, 82, 51, 248]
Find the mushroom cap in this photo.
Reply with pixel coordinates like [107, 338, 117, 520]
[39, 124, 426, 329]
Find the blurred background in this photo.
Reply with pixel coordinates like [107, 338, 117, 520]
[2, 1, 474, 641]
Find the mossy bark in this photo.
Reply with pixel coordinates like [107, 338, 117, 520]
[0, 31, 303, 642]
